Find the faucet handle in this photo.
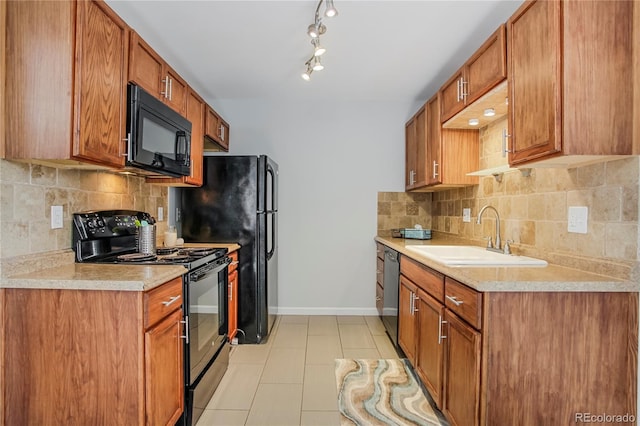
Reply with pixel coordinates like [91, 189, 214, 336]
[503, 239, 513, 255]
[484, 236, 493, 249]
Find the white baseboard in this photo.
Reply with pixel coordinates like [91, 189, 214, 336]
[276, 307, 379, 316]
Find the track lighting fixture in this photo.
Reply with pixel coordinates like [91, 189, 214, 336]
[301, 0, 338, 81]
[312, 38, 326, 57]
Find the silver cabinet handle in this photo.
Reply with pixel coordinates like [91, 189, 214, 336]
[460, 78, 467, 102]
[438, 315, 447, 344]
[413, 293, 419, 313]
[375, 296, 381, 301]
[180, 315, 189, 344]
[409, 292, 415, 315]
[168, 77, 173, 101]
[433, 161, 439, 179]
[161, 77, 169, 99]
[162, 295, 181, 307]
[121, 132, 131, 157]
[456, 78, 461, 102]
[502, 128, 512, 157]
[445, 295, 463, 306]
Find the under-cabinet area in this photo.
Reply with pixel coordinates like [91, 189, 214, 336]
[378, 236, 638, 426]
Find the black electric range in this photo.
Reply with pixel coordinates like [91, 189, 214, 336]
[72, 210, 231, 426]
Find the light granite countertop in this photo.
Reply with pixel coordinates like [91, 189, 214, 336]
[2, 263, 187, 292]
[1, 242, 242, 292]
[376, 236, 639, 292]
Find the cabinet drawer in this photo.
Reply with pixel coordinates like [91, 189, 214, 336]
[228, 251, 239, 274]
[376, 257, 384, 286]
[145, 277, 183, 329]
[444, 277, 482, 330]
[376, 284, 384, 315]
[400, 257, 444, 301]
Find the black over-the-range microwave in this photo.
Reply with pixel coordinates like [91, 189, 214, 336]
[126, 83, 191, 178]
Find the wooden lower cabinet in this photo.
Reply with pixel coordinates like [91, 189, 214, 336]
[415, 288, 445, 408]
[399, 257, 637, 426]
[398, 276, 418, 364]
[2, 277, 185, 426]
[227, 251, 239, 341]
[443, 310, 481, 426]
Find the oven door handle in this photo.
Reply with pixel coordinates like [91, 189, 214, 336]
[189, 257, 231, 282]
[180, 315, 189, 344]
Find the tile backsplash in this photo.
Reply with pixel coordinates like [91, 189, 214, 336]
[377, 192, 432, 237]
[0, 160, 168, 271]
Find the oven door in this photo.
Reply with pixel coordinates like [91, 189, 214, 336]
[185, 257, 229, 384]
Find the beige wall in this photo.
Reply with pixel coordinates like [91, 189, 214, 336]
[0, 159, 168, 274]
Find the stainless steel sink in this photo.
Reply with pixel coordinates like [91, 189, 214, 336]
[405, 245, 547, 267]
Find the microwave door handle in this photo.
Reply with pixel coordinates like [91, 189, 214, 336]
[175, 131, 189, 166]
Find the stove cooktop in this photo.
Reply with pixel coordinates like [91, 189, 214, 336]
[99, 247, 227, 266]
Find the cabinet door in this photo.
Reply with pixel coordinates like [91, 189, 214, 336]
[415, 289, 445, 409]
[205, 106, 230, 151]
[164, 66, 188, 115]
[73, 0, 128, 168]
[185, 89, 204, 186]
[145, 308, 184, 426]
[129, 32, 163, 98]
[443, 310, 481, 426]
[228, 269, 238, 341]
[405, 117, 417, 189]
[398, 276, 418, 364]
[439, 69, 465, 123]
[425, 95, 441, 186]
[507, 0, 562, 165]
[413, 107, 427, 188]
[465, 25, 506, 105]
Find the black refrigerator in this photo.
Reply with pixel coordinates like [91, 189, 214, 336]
[178, 155, 278, 344]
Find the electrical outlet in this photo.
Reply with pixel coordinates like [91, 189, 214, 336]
[568, 206, 588, 234]
[51, 205, 63, 229]
[462, 208, 471, 223]
[157, 207, 164, 221]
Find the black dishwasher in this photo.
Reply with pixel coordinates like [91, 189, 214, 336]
[381, 247, 400, 346]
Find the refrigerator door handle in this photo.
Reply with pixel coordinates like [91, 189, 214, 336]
[267, 213, 276, 261]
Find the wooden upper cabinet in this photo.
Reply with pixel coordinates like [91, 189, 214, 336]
[440, 25, 506, 123]
[425, 95, 441, 186]
[405, 106, 427, 190]
[204, 106, 230, 151]
[73, 0, 129, 168]
[4, 0, 128, 168]
[439, 68, 466, 125]
[508, 0, 634, 166]
[129, 31, 187, 115]
[405, 93, 478, 191]
[147, 87, 205, 187]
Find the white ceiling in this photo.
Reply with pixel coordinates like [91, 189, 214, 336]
[106, 0, 523, 104]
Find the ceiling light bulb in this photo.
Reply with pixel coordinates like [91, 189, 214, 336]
[312, 57, 324, 71]
[314, 44, 326, 56]
[483, 108, 496, 117]
[301, 71, 311, 81]
[307, 24, 319, 38]
[468, 118, 479, 126]
[324, 0, 338, 17]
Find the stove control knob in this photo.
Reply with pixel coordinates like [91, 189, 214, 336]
[87, 221, 95, 228]
[97, 220, 104, 227]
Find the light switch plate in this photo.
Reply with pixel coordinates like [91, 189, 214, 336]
[568, 206, 588, 234]
[51, 205, 63, 229]
[157, 207, 164, 221]
[462, 208, 471, 223]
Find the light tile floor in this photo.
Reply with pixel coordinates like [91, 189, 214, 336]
[196, 315, 400, 426]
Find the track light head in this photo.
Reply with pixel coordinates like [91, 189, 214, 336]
[324, 0, 338, 17]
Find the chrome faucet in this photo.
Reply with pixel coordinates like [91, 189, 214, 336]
[477, 205, 502, 253]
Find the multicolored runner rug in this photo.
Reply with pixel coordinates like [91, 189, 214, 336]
[335, 359, 448, 426]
